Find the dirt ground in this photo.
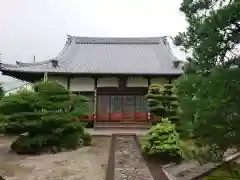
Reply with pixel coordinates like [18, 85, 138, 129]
[0, 135, 111, 180]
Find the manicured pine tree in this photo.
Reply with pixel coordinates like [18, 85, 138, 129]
[0, 81, 91, 154]
[146, 84, 180, 128]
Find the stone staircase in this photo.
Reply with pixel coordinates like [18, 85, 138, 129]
[94, 121, 151, 129]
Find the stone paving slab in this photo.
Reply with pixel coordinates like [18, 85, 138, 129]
[114, 135, 154, 180]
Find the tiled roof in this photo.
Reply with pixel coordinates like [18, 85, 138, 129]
[0, 36, 183, 75]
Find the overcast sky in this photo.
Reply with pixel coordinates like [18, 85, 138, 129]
[0, 0, 187, 82]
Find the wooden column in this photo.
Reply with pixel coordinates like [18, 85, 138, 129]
[67, 77, 71, 90]
[93, 77, 98, 125]
[147, 77, 151, 123]
[43, 72, 48, 82]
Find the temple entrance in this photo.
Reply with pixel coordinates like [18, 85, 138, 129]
[97, 95, 148, 121]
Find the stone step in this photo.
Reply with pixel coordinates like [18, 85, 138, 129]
[95, 121, 150, 125]
[94, 124, 151, 129]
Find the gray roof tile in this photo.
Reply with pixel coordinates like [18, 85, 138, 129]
[0, 36, 183, 75]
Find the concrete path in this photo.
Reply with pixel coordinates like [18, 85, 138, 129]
[105, 134, 170, 180]
[114, 135, 154, 180]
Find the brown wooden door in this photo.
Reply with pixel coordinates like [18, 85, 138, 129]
[122, 95, 135, 121]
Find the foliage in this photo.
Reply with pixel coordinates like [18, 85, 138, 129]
[175, 0, 240, 72]
[0, 90, 38, 134]
[142, 118, 182, 161]
[204, 162, 240, 180]
[82, 132, 92, 146]
[174, 0, 240, 163]
[146, 84, 180, 128]
[179, 139, 218, 164]
[0, 85, 4, 99]
[0, 81, 91, 154]
[176, 68, 240, 161]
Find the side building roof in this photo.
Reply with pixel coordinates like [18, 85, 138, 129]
[0, 36, 183, 76]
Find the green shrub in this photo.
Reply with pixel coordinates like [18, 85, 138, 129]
[82, 132, 92, 146]
[11, 134, 48, 154]
[61, 133, 84, 149]
[0, 81, 92, 154]
[142, 118, 182, 162]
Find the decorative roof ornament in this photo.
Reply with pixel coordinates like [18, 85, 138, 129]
[173, 60, 182, 68]
[50, 59, 58, 68]
[66, 34, 73, 44]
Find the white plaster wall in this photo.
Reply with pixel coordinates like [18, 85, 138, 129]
[5, 83, 33, 96]
[150, 77, 169, 85]
[70, 77, 94, 91]
[48, 76, 68, 88]
[97, 77, 118, 87]
[127, 77, 148, 87]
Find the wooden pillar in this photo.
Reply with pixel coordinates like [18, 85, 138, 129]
[43, 72, 48, 82]
[67, 77, 71, 90]
[93, 77, 98, 126]
[147, 77, 151, 123]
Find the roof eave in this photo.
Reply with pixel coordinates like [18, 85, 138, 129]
[1, 68, 182, 77]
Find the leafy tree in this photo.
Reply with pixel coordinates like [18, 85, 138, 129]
[142, 118, 182, 162]
[0, 81, 91, 154]
[175, 0, 240, 73]
[146, 84, 180, 128]
[174, 0, 240, 163]
[0, 85, 4, 99]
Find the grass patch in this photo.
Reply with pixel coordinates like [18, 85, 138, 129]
[204, 162, 240, 180]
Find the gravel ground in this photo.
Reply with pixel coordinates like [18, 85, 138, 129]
[114, 136, 154, 180]
[0, 136, 111, 180]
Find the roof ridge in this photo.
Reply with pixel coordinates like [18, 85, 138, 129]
[67, 35, 167, 44]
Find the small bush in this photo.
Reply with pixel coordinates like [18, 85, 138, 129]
[142, 118, 182, 162]
[61, 133, 84, 149]
[11, 134, 48, 154]
[82, 132, 92, 146]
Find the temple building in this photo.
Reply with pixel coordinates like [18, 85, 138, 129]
[0, 36, 183, 127]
